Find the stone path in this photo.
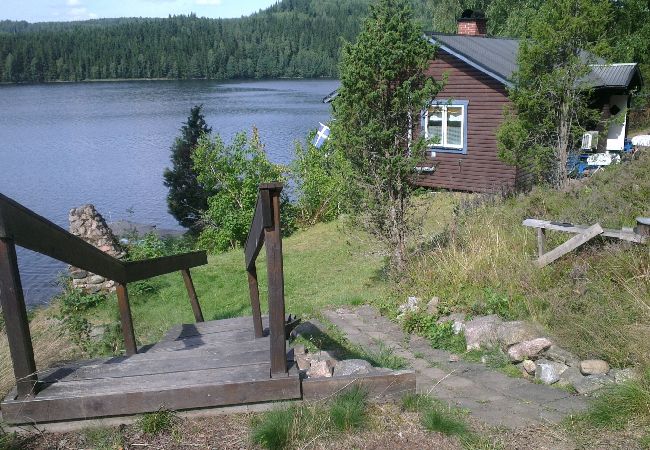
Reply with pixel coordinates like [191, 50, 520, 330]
[322, 305, 588, 429]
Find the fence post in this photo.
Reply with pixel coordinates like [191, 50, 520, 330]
[263, 186, 287, 376]
[181, 269, 204, 323]
[247, 264, 264, 338]
[116, 283, 137, 356]
[0, 238, 39, 398]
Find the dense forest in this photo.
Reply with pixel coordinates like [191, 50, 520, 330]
[0, 0, 648, 86]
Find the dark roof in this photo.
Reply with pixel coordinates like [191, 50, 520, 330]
[427, 33, 642, 90]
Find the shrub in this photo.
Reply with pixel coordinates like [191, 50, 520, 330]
[137, 409, 177, 435]
[329, 386, 368, 431]
[402, 393, 435, 412]
[363, 344, 408, 370]
[428, 322, 467, 354]
[126, 232, 193, 261]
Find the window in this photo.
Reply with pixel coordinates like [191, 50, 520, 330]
[423, 100, 468, 154]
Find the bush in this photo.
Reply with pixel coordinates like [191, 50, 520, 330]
[125, 232, 193, 261]
[291, 134, 353, 225]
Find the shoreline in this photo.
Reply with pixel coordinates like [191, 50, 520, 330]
[0, 76, 338, 86]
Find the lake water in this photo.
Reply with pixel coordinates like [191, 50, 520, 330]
[0, 79, 338, 307]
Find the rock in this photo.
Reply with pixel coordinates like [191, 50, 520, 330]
[293, 345, 307, 356]
[88, 275, 106, 284]
[398, 297, 420, 315]
[311, 350, 337, 362]
[580, 359, 610, 375]
[496, 321, 540, 347]
[507, 337, 552, 362]
[573, 374, 614, 395]
[610, 368, 639, 384]
[535, 359, 568, 384]
[290, 321, 321, 339]
[70, 270, 88, 279]
[522, 359, 536, 375]
[296, 354, 311, 371]
[334, 359, 373, 377]
[426, 297, 440, 315]
[558, 366, 584, 388]
[464, 315, 503, 350]
[306, 359, 334, 378]
[448, 354, 460, 363]
[89, 325, 105, 339]
[437, 313, 466, 334]
[544, 345, 580, 367]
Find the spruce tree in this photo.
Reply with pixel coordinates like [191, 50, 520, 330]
[163, 105, 213, 231]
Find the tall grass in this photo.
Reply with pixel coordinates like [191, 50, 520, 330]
[398, 151, 650, 367]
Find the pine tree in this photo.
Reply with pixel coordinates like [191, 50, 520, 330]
[163, 105, 213, 231]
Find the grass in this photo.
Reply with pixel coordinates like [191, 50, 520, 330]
[464, 347, 524, 378]
[136, 409, 177, 435]
[251, 387, 369, 449]
[82, 427, 124, 449]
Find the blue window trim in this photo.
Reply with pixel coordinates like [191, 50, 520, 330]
[422, 99, 469, 155]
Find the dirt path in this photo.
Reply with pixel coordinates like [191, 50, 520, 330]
[323, 305, 588, 429]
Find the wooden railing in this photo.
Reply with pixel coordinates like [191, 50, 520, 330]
[244, 183, 287, 377]
[0, 193, 207, 398]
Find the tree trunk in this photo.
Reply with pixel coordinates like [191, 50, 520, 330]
[555, 99, 571, 189]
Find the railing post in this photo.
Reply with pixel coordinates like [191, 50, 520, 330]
[0, 238, 39, 398]
[247, 264, 264, 338]
[181, 269, 204, 323]
[537, 227, 546, 258]
[264, 186, 287, 376]
[116, 283, 137, 356]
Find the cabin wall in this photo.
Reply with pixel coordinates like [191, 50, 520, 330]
[416, 49, 518, 193]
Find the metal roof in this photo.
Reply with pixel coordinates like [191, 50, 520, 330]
[427, 33, 642, 90]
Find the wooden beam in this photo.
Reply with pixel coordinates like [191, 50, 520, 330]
[123, 251, 207, 283]
[265, 190, 287, 376]
[247, 265, 264, 339]
[116, 284, 137, 356]
[0, 239, 39, 399]
[181, 269, 204, 323]
[635, 217, 650, 237]
[536, 223, 604, 268]
[536, 227, 546, 258]
[523, 218, 646, 244]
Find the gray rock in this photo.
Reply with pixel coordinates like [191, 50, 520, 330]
[558, 366, 584, 388]
[544, 345, 580, 367]
[426, 297, 440, 315]
[293, 345, 307, 356]
[574, 374, 614, 395]
[296, 354, 311, 371]
[464, 315, 503, 350]
[580, 359, 610, 375]
[610, 368, 639, 384]
[311, 350, 337, 362]
[290, 321, 321, 339]
[535, 359, 568, 384]
[88, 275, 106, 284]
[70, 270, 88, 279]
[496, 321, 540, 347]
[437, 313, 466, 334]
[507, 337, 552, 362]
[306, 359, 334, 378]
[334, 359, 373, 377]
[398, 297, 420, 315]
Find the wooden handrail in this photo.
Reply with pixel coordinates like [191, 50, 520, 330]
[0, 192, 209, 397]
[244, 182, 287, 376]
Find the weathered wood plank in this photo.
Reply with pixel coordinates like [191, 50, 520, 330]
[116, 284, 137, 356]
[302, 371, 416, 401]
[0, 238, 39, 398]
[123, 251, 207, 283]
[162, 316, 274, 341]
[2, 366, 301, 424]
[39, 349, 272, 383]
[536, 223, 604, 268]
[144, 330, 267, 352]
[248, 265, 264, 338]
[523, 218, 646, 244]
[537, 228, 546, 258]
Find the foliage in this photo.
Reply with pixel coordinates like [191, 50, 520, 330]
[251, 407, 296, 450]
[329, 386, 369, 431]
[581, 369, 650, 428]
[82, 427, 125, 449]
[0, 426, 21, 450]
[421, 406, 469, 436]
[125, 232, 194, 261]
[469, 288, 517, 320]
[332, 0, 442, 271]
[402, 312, 467, 353]
[291, 133, 354, 225]
[192, 128, 287, 253]
[363, 343, 408, 370]
[137, 409, 177, 435]
[163, 105, 213, 231]
[401, 392, 435, 412]
[496, 0, 611, 188]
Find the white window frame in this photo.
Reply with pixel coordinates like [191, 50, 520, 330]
[423, 100, 468, 154]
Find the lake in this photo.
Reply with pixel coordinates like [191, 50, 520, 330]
[0, 79, 339, 307]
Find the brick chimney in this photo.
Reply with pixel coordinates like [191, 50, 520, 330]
[457, 9, 487, 36]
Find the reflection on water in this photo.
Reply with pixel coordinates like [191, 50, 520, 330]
[0, 79, 338, 306]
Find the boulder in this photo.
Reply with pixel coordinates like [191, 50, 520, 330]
[290, 321, 321, 339]
[507, 337, 552, 362]
[522, 359, 536, 375]
[306, 359, 334, 378]
[580, 359, 610, 375]
[437, 313, 466, 334]
[535, 359, 568, 384]
[464, 315, 503, 350]
[426, 297, 440, 315]
[544, 345, 580, 367]
[610, 368, 639, 384]
[558, 366, 584, 388]
[496, 321, 540, 347]
[573, 374, 614, 395]
[334, 359, 373, 377]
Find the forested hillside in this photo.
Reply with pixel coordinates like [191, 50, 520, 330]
[0, 0, 647, 84]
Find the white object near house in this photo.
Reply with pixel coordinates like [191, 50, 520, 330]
[606, 94, 628, 151]
[587, 151, 620, 166]
[631, 135, 650, 147]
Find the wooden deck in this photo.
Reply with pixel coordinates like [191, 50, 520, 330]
[1, 316, 301, 424]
